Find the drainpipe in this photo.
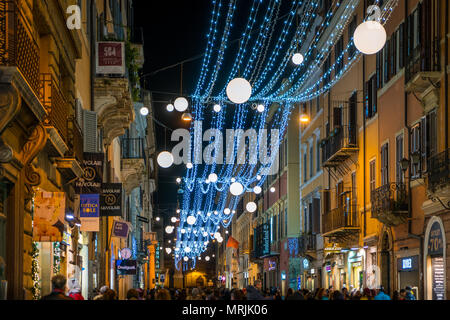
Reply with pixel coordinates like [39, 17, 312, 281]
[445, 0, 449, 150]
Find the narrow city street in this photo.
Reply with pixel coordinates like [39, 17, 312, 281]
[0, 0, 449, 312]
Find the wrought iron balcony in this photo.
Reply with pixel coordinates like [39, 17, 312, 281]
[427, 149, 450, 194]
[121, 137, 144, 159]
[322, 204, 359, 240]
[371, 182, 408, 226]
[405, 40, 441, 94]
[299, 233, 316, 253]
[40, 73, 69, 142]
[321, 125, 358, 167]
[0, 0, 40, 96]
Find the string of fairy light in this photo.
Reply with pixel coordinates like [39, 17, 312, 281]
[147, 0, 397, 269]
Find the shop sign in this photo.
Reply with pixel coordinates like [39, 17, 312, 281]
[428, 221, 444, 256]
[100, 183, 122, 216]
[325, 265, 332, 273]
[281, 271, 286, 280]
[432, 257, 445, 300]
[397, 256, 419, 272]
[33, 191, 65, 242]
[79, 194, 99, 232]
[111, 220, 129, 239]
[96, 42, 125, 75]
[324, 243, 342, 253]
[116, 259, 137, 275]
[303, 258, 310, 270]
[348, 251, 362, 263]
[75, 153, 104, 194]
[62, 231, 71, 246]
[268, 260, 276, 271]
[297, 276, 301, 290]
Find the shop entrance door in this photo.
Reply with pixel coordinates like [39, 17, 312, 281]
[380, 233, 391, 294]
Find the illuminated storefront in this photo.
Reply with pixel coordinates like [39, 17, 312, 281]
[424, 217, 446, 300]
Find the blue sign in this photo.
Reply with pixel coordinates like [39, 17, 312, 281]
[80, 194, 99, 218]
[297, 276, 302, 290]
[397, 256, 418, 272]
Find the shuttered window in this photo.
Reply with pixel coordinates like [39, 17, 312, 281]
[396, 134, 404, 183]
[83, 110, 98, 153]
[381, 143, 389, 185]
[312, 198, 321, 234]
[370, 160, 376, 200]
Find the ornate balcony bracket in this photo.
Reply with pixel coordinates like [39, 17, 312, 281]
[94, 78, 134, 146]
[371, 183, 409, 227]
[0, 80, 21, 135]
[54, 157, 84, 181]
[121, 158, 145, 195]
[44, 126, 69, 158]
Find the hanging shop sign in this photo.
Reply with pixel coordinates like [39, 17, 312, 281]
[431, 257, 445, 300]
[324, 243, 342, 254]
[33, 191, 65, 242]
[428, 221, 444, 257]
[100, 183, 122, 216]
[75, 153, 104, 194]
[111, 220, 130, 239]
[116, 259, 137, 275]
[254, 222, 270, 258]
[96, 42, 125, 75]
[397, 256, 419, 272]
[79, 194, 100, 232]
[268, 259, 277, 271]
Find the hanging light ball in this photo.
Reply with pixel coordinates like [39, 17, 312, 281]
[186, 215, 196, 225]
[174, 97, 189, 112]
[171, 217, 177, 223]
[230, 182, 244, 196]
[224, 208, 231, 215]
[155, 217, 160, 222]
[226, 77, 252, 104]
[166, 104, 174, 112]
[176, 177, 182, 184]
[256, 175, 262, 181]
[217, 237, 223, 243]
[181, 228, 186, 234]
[246, 201, 257, 213]
[213, 211, 218, 215]
[140, 106, 149, 116]
[353, 20, 386, 55]
[292, 53, 304, 65]
[203, 231, 208, 237]
[186, 162, 193, 169]
[184, 247, 191, 253]
[205, 179, 210, 184]
[205, 256, 210, 261]
[208, 173, 218, 183]
[257, 104, 265, 113]
[253, 186, 262, 194]
[165, 226, 174, 234]
[214, 232, 221, 239]
[270, 187, 276, 193]
[183, 256, 189, 262]
[165, 248, 172, 254]
[157, 151, 174, 168]
[213, 104, 222, 112]
[176, 209, 181, 213]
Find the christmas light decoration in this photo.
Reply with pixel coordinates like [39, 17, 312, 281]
[157, 151, 174, 168]
[226, 78, 252, 104]
[174, 97, 189, 112]
[166, 103, 175, 112]
[246, 202, 257, 213]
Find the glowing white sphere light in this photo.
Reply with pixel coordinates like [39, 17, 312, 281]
[174, 97, 189, 112]
[205, 256, 210, 261]
[140, 106, 149, 116]
[186, 162, 193, 169]
[256, 175, 262, 181]
[292, 53, 304, 65]
[184, 247, 191, 253]
[186, 215, 196, 225]
[246, 201, 257, 213]
[171, 217, 177, 223]
[253, 186, 262, 194]
[166, 104, 174, 112]
[224, 208, 231, 215]
[157, 151, 174, 168]
[214, 232, 221, 239]
[230, 182, 244, 196]
[213, 104, 222, 112]
[353, 21, 386, 55]
[183, 256, 189, 262]
[208, 173, 218, 183]
[165, 248, 172, 254]
[165, 226, 174, 234]
[257, 104, 265, 113]
[217, 237, 223, 243]
[270, 187, 276, 193]
[226, 77, 252, 104]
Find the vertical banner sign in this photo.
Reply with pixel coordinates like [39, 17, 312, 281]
[111, 220, 129, 239]
[80, 194, 100, 232]
[75, 153, 104, 194]
[33, 191, 65, 242]
[96, 42, 125, 75]
[100, 183, 122, 216]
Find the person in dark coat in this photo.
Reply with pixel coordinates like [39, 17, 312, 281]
[246, 280, 265, 300]
[41, 274, 73, 300]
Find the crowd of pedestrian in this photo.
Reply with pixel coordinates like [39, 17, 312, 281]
[41, 274, 417, 301]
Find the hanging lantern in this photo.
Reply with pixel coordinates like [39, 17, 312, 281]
[174, 97, 189, 112]
[157, 151, 174, 168]
[181, 112, 192, 121]
[229, 182, 244, 196]
[300, 113, 310, 124]
[292, 53, 304, 65]
[353, 5, 386, 55]
[226, 78, 252, 104]
[246, 202, 257, 213]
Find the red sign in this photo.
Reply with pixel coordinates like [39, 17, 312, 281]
[96, 42, 125, 75]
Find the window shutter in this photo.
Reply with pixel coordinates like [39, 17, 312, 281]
[333, 107, 342, 127]
[399, 23, 404, 69]
[312, 198, 321, 234]
[83, 110, 98, 153]
[75, 99, 83, 129]
[421, 117, 427, 174]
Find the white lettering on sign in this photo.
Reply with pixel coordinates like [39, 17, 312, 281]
[402, 258, 412, 269]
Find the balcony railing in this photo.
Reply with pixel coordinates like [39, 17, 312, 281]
[68, 116, 83, 162]
[371, 182, 408, 226]
[0, 0, 40, 95]
[405, 40, 440, 85]
[321, 125, 357, 167]
[40, 73, 69, 142]
[323, 205, 359, 236]
[121, 138, 144, 159]
[299, 233, 316, 252]
[427, 149, 450, 193]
